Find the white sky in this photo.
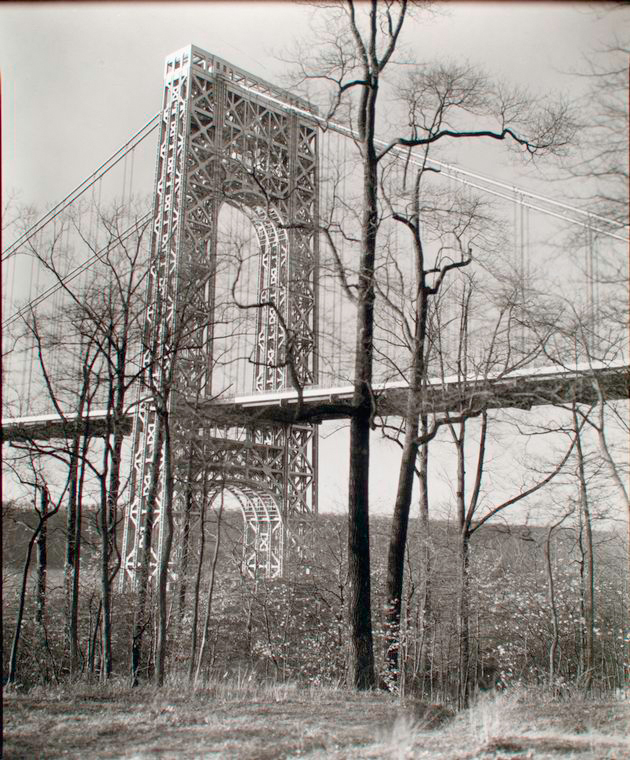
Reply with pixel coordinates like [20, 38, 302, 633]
[2, 2, 627, 207]
[1, 2, 628, 518]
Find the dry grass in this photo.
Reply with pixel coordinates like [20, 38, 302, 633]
[450, 688, 629, 759]
[3, 680, 629, 759]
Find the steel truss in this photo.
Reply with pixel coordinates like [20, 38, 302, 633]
[120, 45, 319, 588]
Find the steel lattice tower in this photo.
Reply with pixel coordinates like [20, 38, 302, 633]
[120, 45, 319, 586]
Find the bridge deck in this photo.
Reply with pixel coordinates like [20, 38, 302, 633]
[2, 361, 628, 441]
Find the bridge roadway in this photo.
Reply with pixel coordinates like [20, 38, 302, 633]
[2, 361, 628, 442]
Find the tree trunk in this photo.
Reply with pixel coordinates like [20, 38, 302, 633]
[384, 425, 417, 685]
[99, 434, 113, 680]
[593, 386, 629, 692]
[545, 524, 560, 688]
[88, 600, 102, 676]
[177, 448, 196, 637]
[417, 421, 432, 695]
[453, 422, 471, 708]
[457, 529, 471, 708]
[195, 489, 225, 684]
[9, 532, 39, 685]
[65, 439, 80, 673]
[188, 478, 208, 683]
[347, 412, 376, 689]
[131, 414, 164, 687]
[573, 405, 594, 691]
[346, 72, 380, 691]
[100, 380, 129, 680]
[35, 486, 48, 637]
[69, 428, 91, 676]
[155, 414, 174, 687]
[385, 234, 429, 683]
[9, 489, 51, 686]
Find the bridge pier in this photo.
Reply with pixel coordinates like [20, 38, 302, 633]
[119, 46, 320, 588]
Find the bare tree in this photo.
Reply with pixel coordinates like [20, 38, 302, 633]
[568, 35, 628, 233]
[290, 0, 574, 688]
[542, 508, 573, 689]
[187, 468, 211, 682]
[129, 229, 223, 686]
[5, 451, 69, 686]
[194, 487, 226, 684]
[14, 301, 100, 675]
[538, 305, 629, 692]
[5, 200, 151, 680]
[69, 207, 151, 680]
[419, 274, 585, 705]
[377, 173, 479, 686]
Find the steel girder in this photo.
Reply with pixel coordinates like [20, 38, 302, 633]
[120, 45, 319, 588]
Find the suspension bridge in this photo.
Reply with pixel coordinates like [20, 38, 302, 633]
[2, 45, 628, 582]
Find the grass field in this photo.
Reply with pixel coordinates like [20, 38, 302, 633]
[3, 680, 629, 759]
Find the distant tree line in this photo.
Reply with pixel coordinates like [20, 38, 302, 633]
[2, 505, 626, 698]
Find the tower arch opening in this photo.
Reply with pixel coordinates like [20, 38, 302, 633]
[210, 200, 290, 400]
[207, 481, 283, 579]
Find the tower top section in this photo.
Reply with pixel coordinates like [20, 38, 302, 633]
[165, 44, 319, 117]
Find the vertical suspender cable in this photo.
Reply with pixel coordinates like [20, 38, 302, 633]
[236, 206, 243, 394]
[242, 207, 249, 395]
[524, 203, 530, 353]
[322, 128, 332, 387]
[96, 177, 103, 253]
[88, 188, 95, 251]
[49, 222, 62, 411]
[338, 131, 348, 384]
[3, 252, 15, 405]
[331, 130, 340, 383]
[4, 249, 16, 314]
[519, 193, 526, 353]
[587, 216, 595, 354]
[326, 132, 333, 383]
[129, 144, 136, 218]
[24, 238, 38, 408]
[121, 153, 128, 213]
[232, 204, 240, 393]
[232, 205, 238, 394]
[332, 129, 340, 385]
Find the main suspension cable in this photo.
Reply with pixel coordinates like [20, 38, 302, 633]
[2, 113, 160, 262]
[3, 212, 152, 329]
[233, 82, 627, 242]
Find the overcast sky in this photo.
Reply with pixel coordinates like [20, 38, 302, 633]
[1, 2, 627, 516]
[2, 2, 627, 208]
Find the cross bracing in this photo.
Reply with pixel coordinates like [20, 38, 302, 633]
[120, 45, 320, 583]
[2, 44, 628, 584]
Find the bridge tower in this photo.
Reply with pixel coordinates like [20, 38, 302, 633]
[120, 45, 320, 587]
